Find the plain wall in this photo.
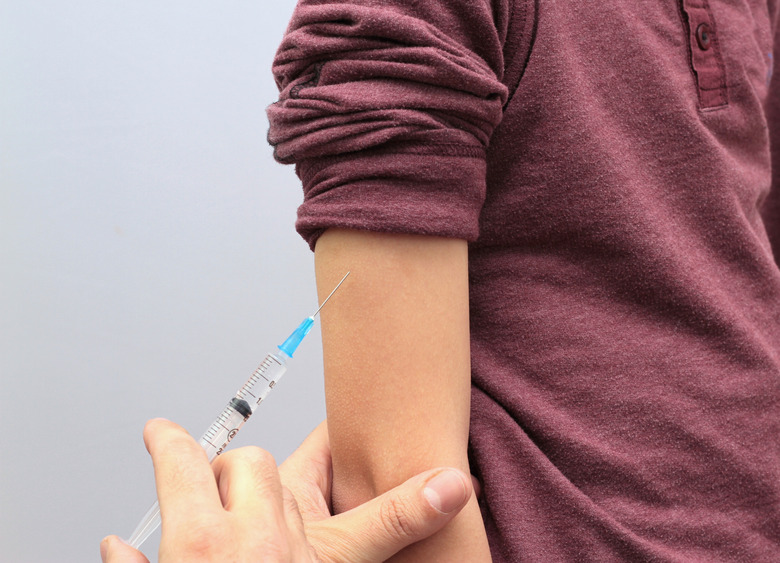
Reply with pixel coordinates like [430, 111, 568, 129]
[0, 2, 325, 561]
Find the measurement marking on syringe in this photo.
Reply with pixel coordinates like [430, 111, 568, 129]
[252, 371, 268, 383]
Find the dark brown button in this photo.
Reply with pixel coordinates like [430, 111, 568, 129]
[696, 23, 712, 50]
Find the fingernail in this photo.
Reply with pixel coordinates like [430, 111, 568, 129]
[423, 469, 469, 514]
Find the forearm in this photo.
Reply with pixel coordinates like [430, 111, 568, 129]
[314, 228, 491, 562]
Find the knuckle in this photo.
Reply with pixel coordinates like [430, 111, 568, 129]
[226, 446, 276, 472]
[297, 492, 329, 521]
[224, 445, 277, 469]
[180, 535, 221, 560]
[308, 527, 360, 563]
[244, 445, 277, 467]
[378, 495, 420, 541]
[283, 481, 328, 522]
[216, 446, 281, 492]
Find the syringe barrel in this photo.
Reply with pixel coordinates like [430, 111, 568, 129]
[127, 351, 291, 550]
[199, 398, 253, 461]
[198, 351, 289, 461]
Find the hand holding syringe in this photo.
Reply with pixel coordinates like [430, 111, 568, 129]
[127, 272, 350, 549]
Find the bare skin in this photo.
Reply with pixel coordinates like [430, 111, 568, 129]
[315, 229, 491, 562]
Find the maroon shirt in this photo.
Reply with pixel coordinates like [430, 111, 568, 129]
[269, 1, 780, 560]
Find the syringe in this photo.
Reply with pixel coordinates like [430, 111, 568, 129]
[126, 272, 349, 549]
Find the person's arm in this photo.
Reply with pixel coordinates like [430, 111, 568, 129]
[315, 228, 491, 561]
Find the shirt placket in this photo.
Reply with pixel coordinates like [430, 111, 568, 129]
[680, 0, 728, 109]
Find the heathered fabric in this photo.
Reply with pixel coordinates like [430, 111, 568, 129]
[269, 1, 780, 560]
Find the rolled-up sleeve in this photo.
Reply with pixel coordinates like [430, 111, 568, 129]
[267, 0, 508, 248]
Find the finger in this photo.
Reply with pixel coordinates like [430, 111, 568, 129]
[213, 449, 317, 562]
[281, 485, 307, 539]
[212, 446, 285, 523]
[143, 419, 222, 524]
[279, 421, 331, 497]
[100, 535, 149, 563]
[310, 468, 472, 563]
[282, 486, 322, 562]
[278, 421, 333, 521]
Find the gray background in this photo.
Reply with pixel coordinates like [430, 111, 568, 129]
[0, 2, 327, 561]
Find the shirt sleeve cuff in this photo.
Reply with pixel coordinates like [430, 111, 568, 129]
[294, 142, 488, 250]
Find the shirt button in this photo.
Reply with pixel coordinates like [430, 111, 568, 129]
[696, 23, 712, 50]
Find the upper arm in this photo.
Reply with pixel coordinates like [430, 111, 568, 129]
[314, 228, 490, 561]
[268, 4, 508, 558]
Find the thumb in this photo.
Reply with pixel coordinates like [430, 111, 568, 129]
[309, 468, 472, 563]
[100, 536, 149, 563]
